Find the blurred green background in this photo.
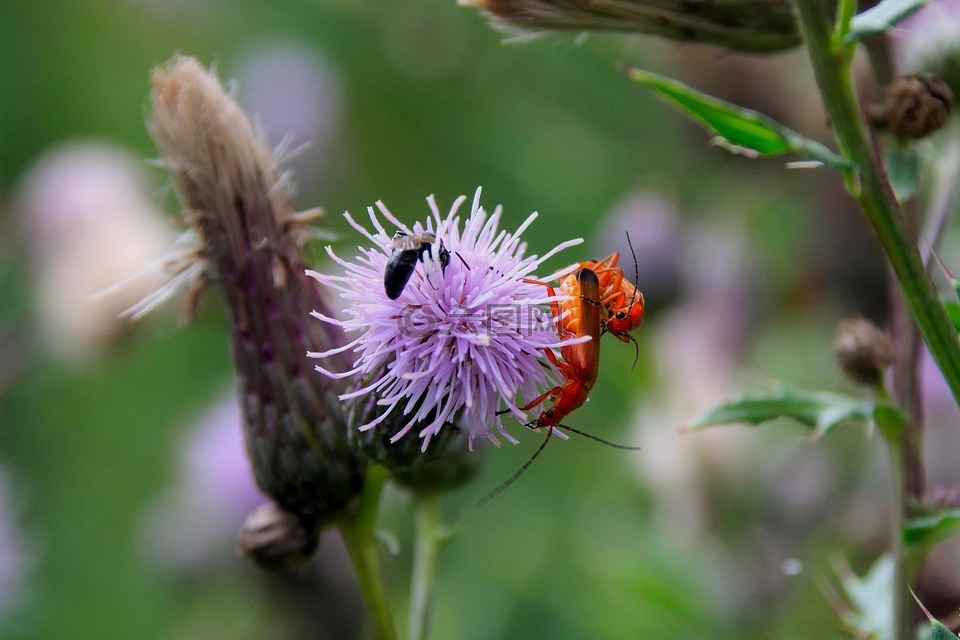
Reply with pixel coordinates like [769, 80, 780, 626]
[0, 0, 935, 638]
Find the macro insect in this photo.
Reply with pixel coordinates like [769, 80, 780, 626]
[477, 267, 639, 507]
[578, 233, 645, 367]
[383, 231, 450, 300]
[582, 233, 644, 340]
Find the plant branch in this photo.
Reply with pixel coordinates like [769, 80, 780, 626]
[792, 0, 960, 414]
[791, 2, 956, 637]
[339, 466, 397, 640]
[408, 493, 447, 640]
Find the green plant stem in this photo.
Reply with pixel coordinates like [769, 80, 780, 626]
[878, 40, 925, 639]
[339, 465, 397, 640]
[885, 433, 923, 638]
[791, 3, 954, 637]
[792, 0, 960, 414]
[409, 492, 445, 640]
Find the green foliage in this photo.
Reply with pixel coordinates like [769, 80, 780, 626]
[624, 67, 854, 170]
[944, 301, 960, 333]
[931, 621, 960, 640]
[903, 508, 960, 548]
[686, 386, 904, 439]
[884, 147, 921, 202]
[843, 0, 931, 44]
[912, 589, 960, 639]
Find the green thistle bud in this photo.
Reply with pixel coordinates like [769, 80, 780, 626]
[148, 56, 364, 520]
[348, 389, 486, 494]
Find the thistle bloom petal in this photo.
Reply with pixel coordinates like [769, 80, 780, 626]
[308, 188, 583, 449]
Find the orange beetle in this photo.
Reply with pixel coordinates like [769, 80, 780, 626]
[581, 252, 645, 341]
[477, 267, 637, 506]
[580, 233, 645, 344]
[519, 266, 603, 428]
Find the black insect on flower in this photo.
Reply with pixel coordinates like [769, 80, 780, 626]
[383, 231, 450, 300]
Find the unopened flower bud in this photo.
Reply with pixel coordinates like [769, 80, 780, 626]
[148, 56, 364, 520]
[868, 74, 953, 140]
[833, 318, 893, 386]
[461, 0, 801, 53]
[237, 502, 320, 572]
[350, 395, 486, 494]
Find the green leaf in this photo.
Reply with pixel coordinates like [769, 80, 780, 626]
[903, 508, 960, 547]
[932, 620, 960, 640]
[845, 0, 930, 43]
[874, 403, 908, 440]
[944, 301, 960, 333]
[885, 147, 920, 202]
[625, 67, 855, 171]
[912, 589, 960, 639]
[686, 387, 901, 439]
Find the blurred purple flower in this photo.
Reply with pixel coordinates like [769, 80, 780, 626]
[920, 348, 960, 489]
[308, 187, 583, 448]
[15, 141, 174, 363]
[896, 0, 960, 94]
[141, 393, 266, 570]
[593, 191, 683, 312]
[233, 41, 343, 192]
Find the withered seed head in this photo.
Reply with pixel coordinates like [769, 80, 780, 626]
[237, 502, 320, 572]
[833, 318, 893, 387]
[868, 74, 953, 140]
[148, 56, 363, 519]
[461, 0, 802, 53]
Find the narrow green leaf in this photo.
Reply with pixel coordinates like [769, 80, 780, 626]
[625, 67, 855, 171]
[903, 508, 960, 547]
[944, 301, 960, 333]
[932, 620, 960, 640]
[885, 147, 920, 202]
[874, 403, 908, 440]
[845, 0, 930, 43]
[912, 589, 960, 639]
[686, 387, 891, 439]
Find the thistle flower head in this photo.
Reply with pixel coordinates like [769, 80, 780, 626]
[308, 188, 583, 449]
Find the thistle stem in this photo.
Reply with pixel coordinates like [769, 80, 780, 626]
[791, 2, 950, 637]
[792, 0, 960, 410]
[339, 466, 397, 640]
[409, 493, 446, 640]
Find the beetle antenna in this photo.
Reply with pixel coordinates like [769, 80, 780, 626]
[475, 427, 554, 507]
[625, 231, 640, 312]
[554, 423, 641, 450]
[628, 333, 640, 372]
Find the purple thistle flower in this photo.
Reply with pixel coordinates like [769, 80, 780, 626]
[307, 187, 583, 449]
